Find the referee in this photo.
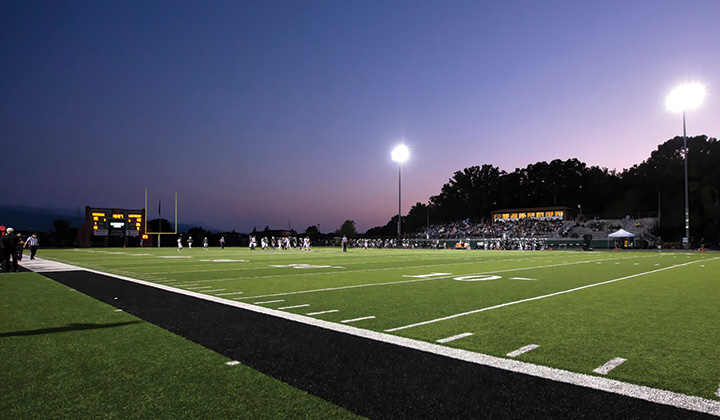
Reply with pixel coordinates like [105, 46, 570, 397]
[25, 233, 39, 260]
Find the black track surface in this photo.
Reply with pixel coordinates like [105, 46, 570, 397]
[44, 270, 717, 419]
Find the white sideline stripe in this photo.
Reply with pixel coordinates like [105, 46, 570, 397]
[593, 358, 627, 375]
[253, 300, 285, 304]
[507, 344, 540, 357]
[437, 332, 473, 343]
[278, 304, 310, 310]
[17, 257, 80, 272]
[307, 310, 339, 316]
[384, 259, 714, 333]
[341, 316, 376, 323]
[41, 260, 720, 417]
[216, 292, 244, 296]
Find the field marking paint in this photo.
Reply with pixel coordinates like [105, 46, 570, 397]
[341, 316, 376, 323]
[253, 300, 285, 304]
[385, 258, 716, 332]
[454, 275, 501, 282]
[63, 261, 720, 417]
[278, 304, 310, 310]
[148, 253, 643, 282]
[510, 277, 537, 281]
[307, 310, 340, 316]
[225, 361, 240, 366]
[716, 385, 720, 398]
[593, 358, 627, 375]
[235, 277, 444, 300]
[215, 291, 244, 296]
[507, 344, 540, 357]
[270, 264, 344, 269]
[437, 332, 474, 343]
[186, 286, 213, 290]
[402, 273, 452, 278]
[236, 256, 636, 301]
[204, 289, 227, 293]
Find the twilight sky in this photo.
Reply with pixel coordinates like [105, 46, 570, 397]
[2, 0, 719, 233]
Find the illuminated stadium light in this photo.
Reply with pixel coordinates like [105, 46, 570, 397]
[391, 144, 410, 163]
[666, 83, 705, 248]
[665, 83, 705, 112]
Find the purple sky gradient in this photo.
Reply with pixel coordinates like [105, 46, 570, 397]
[2, 1, 719, 233]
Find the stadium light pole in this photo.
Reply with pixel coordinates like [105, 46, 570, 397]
[665, 83, 705, 248]
[391, 144, 410, 242]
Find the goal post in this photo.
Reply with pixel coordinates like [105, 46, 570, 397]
[145, 188, 178, 247]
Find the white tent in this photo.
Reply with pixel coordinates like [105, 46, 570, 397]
[608, 229, 635, 238]
[608, 229, 636, 249]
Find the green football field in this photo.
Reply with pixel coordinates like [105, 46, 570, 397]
[5, 246, 720, 418]
[33, 246, 720, 402]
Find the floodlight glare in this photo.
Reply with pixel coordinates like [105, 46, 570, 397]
[665, 83, 706, 112]
[391, 144, 410, 163]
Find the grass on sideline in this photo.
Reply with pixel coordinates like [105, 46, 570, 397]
[29, 247, 720, 401]
[0, 272, 364, 420]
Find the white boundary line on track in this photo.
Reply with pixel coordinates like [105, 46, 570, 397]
[24, 257, 720, 417]
[384, 258, 717, 332]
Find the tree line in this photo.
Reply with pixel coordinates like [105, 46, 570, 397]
[368, 135, 720, 243]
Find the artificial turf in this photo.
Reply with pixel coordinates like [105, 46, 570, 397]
[35, 268, 718, 419]
[0, 272, 363, 419]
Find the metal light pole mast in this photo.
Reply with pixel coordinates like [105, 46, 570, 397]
[682, 110, 690, 245]
[391, 144, 410, 245]
[666, 83, 705, 249]
[398, 162, 402, 238]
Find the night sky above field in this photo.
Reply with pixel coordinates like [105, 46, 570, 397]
[2, 1, 720, 233]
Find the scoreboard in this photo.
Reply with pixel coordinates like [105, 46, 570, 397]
[89, 208, 144, 237]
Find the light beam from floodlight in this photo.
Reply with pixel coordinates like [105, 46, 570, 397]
[392, 144, 409, 242]
[666, 83, 706, 248]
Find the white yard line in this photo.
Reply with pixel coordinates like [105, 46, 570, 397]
[593, 358, 627, 375]
[278, 304, 310, 310]
[215, 291, 244, 296]
[42, 259, 720, 417]
[507, 344, 540, 357]
[307, 310, 339, 316]
[385, 258, 717, 332]
[234, 256, 643, 301]
[341, 316, 376, 323]
[437, 332, 473, 343]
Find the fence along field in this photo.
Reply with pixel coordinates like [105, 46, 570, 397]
[39, 247, 720, 402]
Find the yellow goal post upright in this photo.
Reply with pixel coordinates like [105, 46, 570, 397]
[144, 188, 178, 247]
